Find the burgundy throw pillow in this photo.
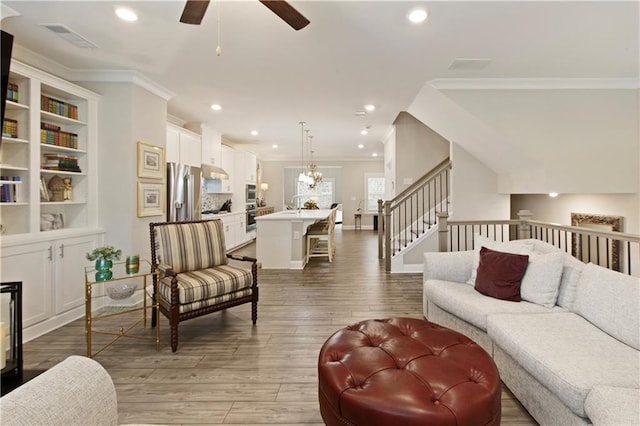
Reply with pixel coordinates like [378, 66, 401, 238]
[474, 246, 529, 302]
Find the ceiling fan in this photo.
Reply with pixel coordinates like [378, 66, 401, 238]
[180, 0, 310, 31]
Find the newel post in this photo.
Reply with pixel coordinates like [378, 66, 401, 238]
[384, 200, 392, 272]
[517, 210, 533, 240]
[377, 199, 384, 259]
[437, 212, 449, 252]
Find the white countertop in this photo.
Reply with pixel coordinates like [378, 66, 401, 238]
[202, 211, 244, 219]
[254, 209, 332, 221]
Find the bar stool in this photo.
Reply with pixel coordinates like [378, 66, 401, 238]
[306, 209, 337, 263]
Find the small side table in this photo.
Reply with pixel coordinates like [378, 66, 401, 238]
[354, 213, 362, 231]
[84, 260, 159, 358]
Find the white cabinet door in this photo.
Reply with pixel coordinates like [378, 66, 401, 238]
[221, 146, 235, 193]
[0, 242, 53, 328]
[179, 131, 201, 167]
[166, 126, 180, 164]
[55, 235, 97, 314]
[201, 126, 222, 166]
[222, 217, 236, 249]
[245, 151, 257, 183]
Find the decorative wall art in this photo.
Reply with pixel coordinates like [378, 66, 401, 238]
[137, 182, 165, 217]
[137, 141, 165, 180]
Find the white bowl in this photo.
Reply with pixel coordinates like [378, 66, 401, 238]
[106, 283, 137, 300]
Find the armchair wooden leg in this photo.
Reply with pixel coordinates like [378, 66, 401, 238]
[170, 323, 178, 352]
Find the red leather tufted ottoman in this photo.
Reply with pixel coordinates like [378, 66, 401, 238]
[318, 317, 501, 426]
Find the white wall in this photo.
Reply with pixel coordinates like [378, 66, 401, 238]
[80, 81, 167, 261]
[441, 88, 639, 194]
[450, 143, 510, 220]
[394, 112, 450, 194]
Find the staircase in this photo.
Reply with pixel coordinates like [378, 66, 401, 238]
[378, 158, 452, 272]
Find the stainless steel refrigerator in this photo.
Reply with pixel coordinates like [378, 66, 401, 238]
[167, 163, 201, 222]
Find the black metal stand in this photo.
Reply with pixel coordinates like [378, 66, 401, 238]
[1, 282, 23, 392]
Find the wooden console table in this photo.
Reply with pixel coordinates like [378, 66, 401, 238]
[256, 206, 275, 216]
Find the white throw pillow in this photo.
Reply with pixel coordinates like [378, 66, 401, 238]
[520, 251, 565, 308]
[467, 234, 534, 285]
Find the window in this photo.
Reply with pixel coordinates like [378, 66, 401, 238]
[296, 179, 335, 208]
[365, 173, 385, 214]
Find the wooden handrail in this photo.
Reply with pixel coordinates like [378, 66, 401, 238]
[389, 158, 452, 207]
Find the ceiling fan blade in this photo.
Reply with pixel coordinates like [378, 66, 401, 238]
[259, 1, 310, 31]
[180, 0, 210, 25]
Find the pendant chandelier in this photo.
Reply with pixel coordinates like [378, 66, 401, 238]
[298, 122, 311, 184]
[306, 135, 322, 189]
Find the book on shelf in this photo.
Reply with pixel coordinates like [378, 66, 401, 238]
[41, 94, 78, 120]
[2, 118, 18, 138]
[6, 83, 19, 103]
[42, 153, 81, 173]
[0, 175, 21, 203]
[40, 121, 78, 149]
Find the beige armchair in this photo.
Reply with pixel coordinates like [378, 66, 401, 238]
[149, 219, 258, 352]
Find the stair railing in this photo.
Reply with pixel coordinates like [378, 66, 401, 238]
[437, 211, 640, 276]
[378, 158, 452, 271]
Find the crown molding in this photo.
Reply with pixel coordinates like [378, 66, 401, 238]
[10, 44, 174, 100]
[69, 69, 175, 101]
[429, 78, 640, 90]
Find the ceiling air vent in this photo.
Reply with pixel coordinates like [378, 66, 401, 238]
[448, 58, 492, 71]
[39, 24, 97, 49]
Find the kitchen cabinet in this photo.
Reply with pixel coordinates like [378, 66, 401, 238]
[188, 124, 221, 166]
[242, 150, 257, 183]
[220, 146, 234, 193]
[0, 232, 102, 340]
[166, 124, 201, 167]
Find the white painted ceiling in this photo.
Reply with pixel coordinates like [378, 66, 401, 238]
[1, 1, 638, 161]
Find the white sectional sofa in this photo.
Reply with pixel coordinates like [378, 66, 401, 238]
[423, 237, 640, 425]
[0, 356, 118, 425]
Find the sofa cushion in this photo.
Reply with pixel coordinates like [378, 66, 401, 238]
[584, 386, 640, 425]
[467, 234, 534, 285]
[556, 255, 585, 310]
[474, 247, 529, 302]
[424, 279, 564, 331]
[496, 238, 586, 310]
[487, 312, 640, 418]
[160, 264, 253, 304]
[519, 251, 564, 308]
[574, 263, 640, 350]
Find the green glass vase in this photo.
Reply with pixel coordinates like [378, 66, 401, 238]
[94, 258, 113, 281]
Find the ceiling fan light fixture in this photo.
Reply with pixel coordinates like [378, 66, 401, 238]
[115, 7, 138, 22]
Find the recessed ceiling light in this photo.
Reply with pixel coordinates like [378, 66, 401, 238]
[357, 144, 364, 149]
[251, 130, 259, 136]
[408, 8, 427, 24]
[364, 104, 376, 112]
[210, 104, 222, 111]
[372, 152, 378, 157]
[360, 129, 368, 135]
[355, 110, 366, 116]
[272, 144, 278, 149]
[115, 7, 138, 22]
[549, 192, 559, 198]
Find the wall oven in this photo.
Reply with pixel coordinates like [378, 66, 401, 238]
[246, 184, 256, 204]
[246, 204, 256, 232]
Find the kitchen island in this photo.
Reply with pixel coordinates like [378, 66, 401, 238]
[255, 209, 332, 269]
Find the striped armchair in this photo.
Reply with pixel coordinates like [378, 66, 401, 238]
[150, 219, 258, 352]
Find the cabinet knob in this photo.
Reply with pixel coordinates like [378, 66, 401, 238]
[48, 246, 53, 260]
[59, 243, 65, 258]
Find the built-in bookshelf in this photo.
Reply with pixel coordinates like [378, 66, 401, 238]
[0, 60, 98, 236]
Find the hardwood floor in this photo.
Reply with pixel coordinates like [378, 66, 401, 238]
[22, 229, 537, 425]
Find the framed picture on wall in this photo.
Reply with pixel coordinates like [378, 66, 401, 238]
[137, 141, 164, 180]
[137, 182, 165, 217]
